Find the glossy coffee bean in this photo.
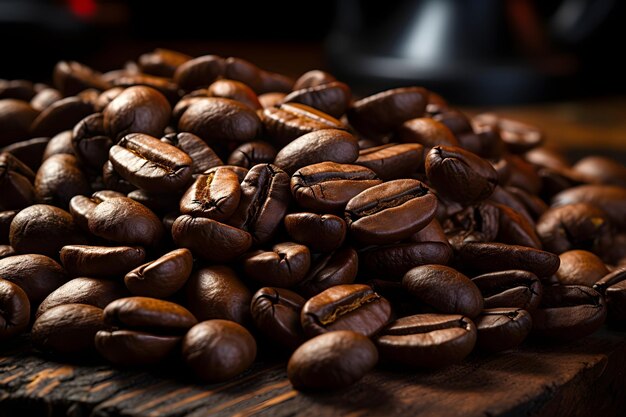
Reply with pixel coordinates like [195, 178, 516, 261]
[444, 203, 500, 247]
[68, 190, 125, 231]
[355, 143, 423, 180]
[103, 296, 197, 332]
[408, 217, 447, 246]
[474, 113, 544, 154]
[262, 103, 344, 147]
[138, 48, 191, 78]
[403, 265, 483, 318]
[0, 279, 30, 340]
[0, 245, 15, 259]
[53, 61, 110, 96]
[251, 287, 306, 350]
[0, 99, 38, 146]
[293, 70, 336, 90]
[125, 248, 193, 298]
[95, 329, 181, 366]
[179, 168, 241, 221]
[471, 270, 542, 311]
[258, 92, 286, 109]
[60, 245, 146, 278]
[594, 268, 626, 322]
[555, 250, 608, 287]
[173, 55, 226, 91]
[35, 154, 91, 208]
[475, 308, 532, 352]
[102, 160, 136, 194]
[494, 203, 541, 249]
[394, 117, 459, 148]
[208, 79, 261, 110]
[71, 112, 113, 171]
[2, 137, 50, 171]
[375, 313, 476, 368]
[0, 254, 67, 306]
[282, 81, 351, 118]
[182, 320, 257, 382]
[127, 189, 181, 215]
[185, 266, 251, 325]
[573, 156, 626, 187]
[243, 242, 311, 288]
[0, 153, 36, 210]
[32, 303, 107, 355]
[301, 283, 391, 337]
[103, 86, 171, 139]
[288, 330, 377, 390]
[296, 247, 358, 297]
[227, 141, 277, 169]
[284, 213, 346, 253]
[161, 132, 223, 174]
[345, 179, 437, 245]
[551, 185, 626, 230]
[360, 242, 452, 280]
[203, 164, 249, 183]
[30, 96, 94, 138]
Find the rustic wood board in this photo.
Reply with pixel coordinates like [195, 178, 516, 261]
[0, 327, 625, 417]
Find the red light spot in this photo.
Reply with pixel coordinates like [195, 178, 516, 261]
[69, 0, 97, 19]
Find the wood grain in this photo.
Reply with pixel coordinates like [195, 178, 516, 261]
[1, 327, 625, 417]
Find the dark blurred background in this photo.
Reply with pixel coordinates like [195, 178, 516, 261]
[1, 0, 625, 105]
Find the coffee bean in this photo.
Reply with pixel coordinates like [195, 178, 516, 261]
[0, 278, 30, 340]
[2, 137, 50, 171]
[103, 296, 197, 332]
[493, 202, 541, 249]
[471, 270, 542, 311]
[475, 308, 532, 352]
[102, 160, 136, 194]
[179, 168, 241, 221]
[31, 96, 94, 138]
[161, 132, 223, 174]
[208, 79, 261, 110]
[138, 48, 191, 78]
[282, 81, 351, 118]
[95, 329, 180, 366]
[124, 248, 193, 298]
[0, 153, 36, 210]
[444, 202, 500, 247]
[293, 70, 337, 90]
[555, 250, 609, 287]
[203, 164, 249, 183]
[0, 99, 39, 146]
[355, 143, 423, 180]
[250, 287, 306, 350]
[474, 113, 544, 154]
[0, 254, 67, 306]
[394, 118, 458, 148]
[573, 156, 626, 188]
[227, 141, 277, 169]
[288, 330, 377, 390]
[243, 242, 310, 288]
[360, 242, 452, 280]
[174, 55, 226, 91]
[296, 247, 358, 298]
[258, 92, 286, 109]
[68, 190, 125, 231]
[284, 213, 346, 253]
[35, 154, 91, 208]
[53, 61, 110, 96]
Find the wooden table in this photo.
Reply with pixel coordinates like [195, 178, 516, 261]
[1, 326, 625, 417]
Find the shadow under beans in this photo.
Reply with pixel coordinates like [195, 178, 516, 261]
[298, 376, 393, 412]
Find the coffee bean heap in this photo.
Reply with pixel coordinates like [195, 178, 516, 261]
[1, 49, 625, 390]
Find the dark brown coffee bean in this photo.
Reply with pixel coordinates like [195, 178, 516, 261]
[426, 145, 498, 205]
[125, 248, 193, 298]
[555, 250, 608, 287]
[474, 113, 544, 153]
[0, 210, 17, 244]
[0, 99, 39, 146]
[223, 57, 265, 92]
[37, 277, 128, 318]
[94, 87, 124, 112]
[432, 110, 473, 135]
[31, 96, 94, 138]
[203, 164, 249, 183]
[161, 132, 223, 174]
[594, 268, 626, 322]
[403, 265, 483, 318]
[494, 203, 542, 249]
[455, 242, 561, 278]
[34, 153, 91, 208]
[394, 118, 459, 148]
[1, 137, 49, 171]
[71, 112, 112, 171]
[375, 313, 476, 368]
[532, 285, 606, 341]
[227, 141, 277, 169]
[488, 185, 534, 225]
[475, 308, 532, 352]
[443, 203, 500, 247]
[505, 186, 549, 221]
[360, 242, 452, 280]
[103, 86, 171, 139]
[293, 70, 337, 90]
[0, 80, 36, 101]
[274, 129, 359, 175]
[505, 154, 542, 195]
[10, 204, 86, 258]
[172, 215, 252, 262]
[347, 87, 428, 136]
[258, 71, 295, 95]
[291, 162, 381, 213]
[111, 73, 179, 105]
[127, 189, 181, 215]
[0, 153, 36, 210]
[297, 247, 358, 298]
[355, 143, 423, 180]
[460, 122, 506, 160]
[301, 283, 391, 337]
[0, 254, 67, 306]
[208, 79, 261, 110]
[345, 179, 437, 245]
[174, 55, 226, 91]
[88, 197, 164, 246]
[2, 245, 16, 258]
[103, 296, 197, 333]
[53, 61, 110, 96]
[228, 163, 290, 244]
[552, 185, 626, 230]
[409, 218, 449, 243]
[284, 213, 346, 253]
[288, 330, 377, 390]
[185, 266, 251, 325]
[573, 156, 626, 188]
[472, 270, 542, 311]
[250, 287, 305, 350]
[68, 190, 125, 231]
[179, 168, 241, 221]
[0, 279, 30, 340]
[60, 245, 145, 279]
[182, 320, 256, 382]
[282, 81, 351, 118]
[138, 48, 192, 78]
[243, 242, 310, 288]
[178, 97, 261, 144]
[102, 160, 136, 194]
[95, 329, 180, 365]
[258, 92, 286, 109]
[32, 303, 107, 355]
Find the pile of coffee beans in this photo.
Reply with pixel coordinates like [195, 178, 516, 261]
[1, 49, 626, 390]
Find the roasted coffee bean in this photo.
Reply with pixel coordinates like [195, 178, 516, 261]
[488, 185, 534, 225]
[53, 61, 110, 96]
[227, 141, 277, 168]
[60, 245, 145, 278]
[71, 112, 112, 170]
[10, 204, 86, 258]
[410, 218, 449, 243]
[345, 179, 437, 245]
[138, 48, 191, 78]
[284, 213, 346, 253]
[43, 131, 75, 160]
[178, 97, 261, 144]
[455, 242, 561, 278]
[87, 197, 164, 246]
[243, 242, 310, 288]
[258, 92, 286, 109]
[506, 185, 549, 221]
[37, 277, 128, 318]
[536, 203, 612, 254]
[532, 285, 606, 341]
[494, 203, 541, 249]
[274, 129, 359, 175]
[0, 254, 67, 306]
[444, 202, 500, 247]
[293, 70, 337, 90]
[347, 87, 428, 136]
[95, 329, 180, 366]
[552, 185, 626, 230]
[355, 143, 423, 180]
[161, 132, 223, 174]
[282, 81, 351, 118]
[251, 287, 306, 350]
[103, 296, 197, 332]
[204, 164, 249, 183]
[102, 160, 136, 193]
[475, 308, 532, 352]
[291, 162, 381, 213]
[0, 210, 17, 244]
[179, 168, 241, 221]
[68, 190, 125, 231]
[432, 109, 473, 135]
[0, 245, 15, 259]
[375, 313, 476, 368]
[262, 103, 345, 147]
[555, 250, 608, 287]
[0, 153, 36, 210]
[394, 118, 459, 148]
[35, 154, 91, 208]
[127, 189, 181, 215]
[208, 79, 261, 110]
[109, 133, 193, 193]
[1, 137, 49, 171]
[125, 248, 193, 298]
[185, 266, 251, 325]
[103, 86, 170, 139]
[0, 278, 30, 340]
[111, 73, 179, 105]
[172, 214, 252, 262]
[94, 87, 124, 112]
[0, 99, 39, 146]
[0, 80, 36, 101]
[32, 304, 107, 355]
[506, 154, 542, 195]
[594, 268, 626, 322]
[182, 320, 256, 382]
[426, 145, 498, 205]
[403, 265, 483, 318]
[288, 330, 377, 390]
[471, 270, 542, 311]
[31, 96, 94, 138]
[297, 247, 358, 297]
[223, 57, 265, 93]
[301, 283, 391, 337]
[573, 156, 626, 188]
[474, 113, 544, 154]
[174, 55, 226, 91]
[228, 163, 290, 244]
[460, 123, 505, 160]
[360, 242, 452, 280]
